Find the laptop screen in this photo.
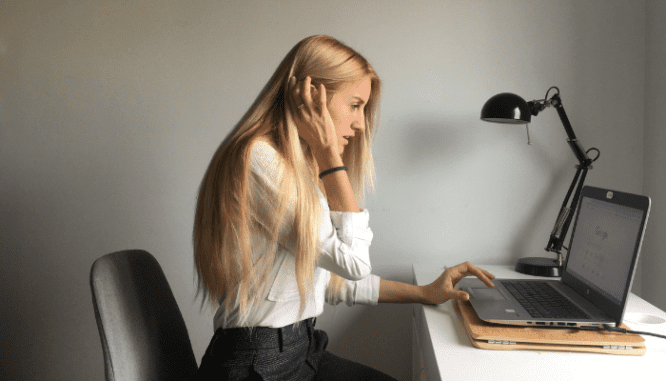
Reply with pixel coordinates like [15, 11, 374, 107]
[565, 196, 644, 306]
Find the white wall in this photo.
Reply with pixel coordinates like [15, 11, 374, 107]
[0, 1, 655, 380]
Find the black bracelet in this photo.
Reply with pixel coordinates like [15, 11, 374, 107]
[319, 166, 348, 179]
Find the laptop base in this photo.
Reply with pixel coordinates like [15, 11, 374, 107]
[453, 299, 645, 355]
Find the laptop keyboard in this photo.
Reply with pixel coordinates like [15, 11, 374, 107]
[500, 281, 590, 320]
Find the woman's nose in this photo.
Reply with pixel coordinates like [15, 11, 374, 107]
[352, 118, 365, 132]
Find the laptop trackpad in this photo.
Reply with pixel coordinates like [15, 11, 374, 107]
[472, 287, 507, 301]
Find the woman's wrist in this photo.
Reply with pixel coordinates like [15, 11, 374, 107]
[315, 150, 359, 213]
[314, 149, 344, 172]
[417, 284, 435, 305]
[378, 279, 430, 304]
[319, 166, 348, 179]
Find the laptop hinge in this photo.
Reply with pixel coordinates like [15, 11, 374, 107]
[488, 340, 516, 345]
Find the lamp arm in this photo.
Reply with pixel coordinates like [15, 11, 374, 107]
[559, 168, 588, 247]
[550, 93, 577, 140]
[550, 93, 593, 167]
[545, 167, 589, 260]
[544, 92, 595, 264]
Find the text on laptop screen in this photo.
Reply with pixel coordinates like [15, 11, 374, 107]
[566, 197, 644, 305]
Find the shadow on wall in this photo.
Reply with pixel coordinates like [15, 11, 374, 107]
[398, 116, 576, 264]
[506, 162, 572, 263]
[401, 118, 471, 172]
[322, 302, 413, 381]
[0, 187, 67, 380]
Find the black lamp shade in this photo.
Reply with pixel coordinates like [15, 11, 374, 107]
[480, 92, 531, 124]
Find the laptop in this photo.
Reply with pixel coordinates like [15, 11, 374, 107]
[458, 185, 650, 328]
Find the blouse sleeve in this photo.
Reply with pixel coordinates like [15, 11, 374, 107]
[324, 272, 381, 306]
[249, 141, 374, 281]
[315, 202, 373, 281]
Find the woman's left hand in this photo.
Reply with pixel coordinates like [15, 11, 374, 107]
[421, 262, 495, 305]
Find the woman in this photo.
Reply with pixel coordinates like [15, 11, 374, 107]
[193, 35, 495, 381]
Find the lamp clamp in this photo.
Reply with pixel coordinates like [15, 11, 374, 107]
[527, 97, 560, 117]
[527, 100, 546, 116]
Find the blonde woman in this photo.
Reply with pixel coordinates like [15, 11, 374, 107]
[193, 35, 495, 381]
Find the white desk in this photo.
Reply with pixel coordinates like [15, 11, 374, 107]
[412, 264, 666, 381]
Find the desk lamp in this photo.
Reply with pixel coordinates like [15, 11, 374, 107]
[480, 87, 600, 277]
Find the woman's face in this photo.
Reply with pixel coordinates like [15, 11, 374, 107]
[327, 77, 372, 155]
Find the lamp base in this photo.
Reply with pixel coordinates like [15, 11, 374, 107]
[515, 257, 562, 277]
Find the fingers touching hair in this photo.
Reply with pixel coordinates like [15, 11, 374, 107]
[287, 36, 379, 104]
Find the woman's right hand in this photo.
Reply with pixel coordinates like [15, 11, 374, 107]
[287, 76, 340, 163]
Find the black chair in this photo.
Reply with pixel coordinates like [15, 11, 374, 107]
[90, 249, 198, 381]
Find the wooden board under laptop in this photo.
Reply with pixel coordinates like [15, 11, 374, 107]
[453, 299, 646, 355]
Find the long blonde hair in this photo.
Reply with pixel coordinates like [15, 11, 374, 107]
[193, 35, 381, 325]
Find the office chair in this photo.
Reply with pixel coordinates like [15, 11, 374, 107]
[90, 249, 198, 381]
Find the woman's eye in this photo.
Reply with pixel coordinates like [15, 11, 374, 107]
[351, 104, 360, 111]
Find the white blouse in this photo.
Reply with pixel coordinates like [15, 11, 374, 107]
[213, 140, 380, 329]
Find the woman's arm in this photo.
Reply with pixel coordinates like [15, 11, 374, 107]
[316, 151, 360, 213]
[378, 262, 496, 304]
[378, 278, 427, 304]
[288, 75, 360, 213]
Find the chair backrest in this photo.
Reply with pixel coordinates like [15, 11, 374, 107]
[90, 250, 198, 381]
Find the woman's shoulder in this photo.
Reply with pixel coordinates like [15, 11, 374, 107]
[251, 138, 278, 158]
[251, 138, 282, 163]
[249, 138, 284, 179]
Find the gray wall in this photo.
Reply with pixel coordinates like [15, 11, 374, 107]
[644, 0, 666, 314]
[0, 1, 662, 380]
